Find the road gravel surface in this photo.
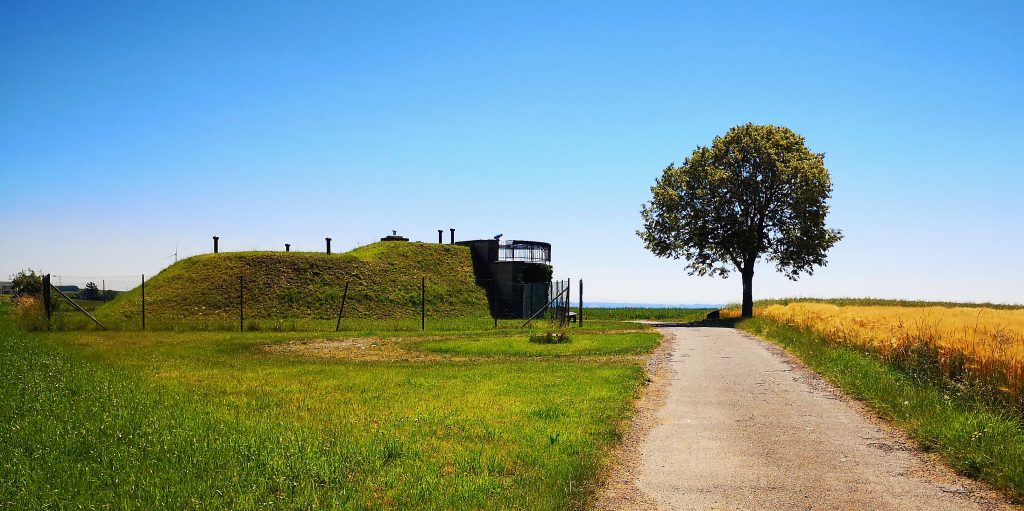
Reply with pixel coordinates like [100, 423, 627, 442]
[596, 325, 1016, 510]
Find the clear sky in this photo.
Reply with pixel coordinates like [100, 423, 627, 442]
[2, 1, 1022, 304]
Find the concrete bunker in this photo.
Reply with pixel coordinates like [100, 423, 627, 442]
[456, 239, 552, 319]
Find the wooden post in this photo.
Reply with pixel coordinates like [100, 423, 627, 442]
[578, 279, 583, 328]
[239, 275, 244, 332]
[42, 274, 52, 324]
[141, 274, 146, 330]
[421, 277, 426, 331]
[335, 282, 349, 332]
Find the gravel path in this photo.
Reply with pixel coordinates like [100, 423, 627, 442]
[596, 325, 1016, 511]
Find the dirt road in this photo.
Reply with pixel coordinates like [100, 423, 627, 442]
[597, 325, 1015, 511]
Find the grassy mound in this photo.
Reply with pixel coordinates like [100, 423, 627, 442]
[97, 242, 489, 322]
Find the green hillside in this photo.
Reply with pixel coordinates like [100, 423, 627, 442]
[97, 242, 490, 322]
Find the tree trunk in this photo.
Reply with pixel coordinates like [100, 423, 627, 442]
[741, 268, 754, 318]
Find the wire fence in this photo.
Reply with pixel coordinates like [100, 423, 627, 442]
[48, 275, 140, 289]
[25, 273, 584, 333]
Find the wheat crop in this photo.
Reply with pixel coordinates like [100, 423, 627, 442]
[760, 302, 1024, 410]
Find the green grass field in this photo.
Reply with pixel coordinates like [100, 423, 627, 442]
[14, 293, 1022, 507]
[580, 307, 710, 322]
[0, 303, 658, 510]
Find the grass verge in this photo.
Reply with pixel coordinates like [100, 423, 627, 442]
[738, 317, 1024, 502]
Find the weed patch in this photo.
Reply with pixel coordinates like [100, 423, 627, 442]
[530, 330, 571, 344]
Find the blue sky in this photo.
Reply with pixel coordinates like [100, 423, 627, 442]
[2, 1, 1022, 304]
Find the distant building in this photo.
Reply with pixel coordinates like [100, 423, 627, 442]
[55, 285, 81, 294]
[0, 281, 12, 295]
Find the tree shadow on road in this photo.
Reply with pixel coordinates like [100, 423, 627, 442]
[645, 318, 744, 328]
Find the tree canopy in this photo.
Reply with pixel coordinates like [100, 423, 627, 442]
[9, 269, 42, 298]
[80, 282, 101, 301]
[638, 123, 842, 317]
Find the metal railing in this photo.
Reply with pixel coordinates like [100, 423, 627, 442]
[497, 240, 551, 263]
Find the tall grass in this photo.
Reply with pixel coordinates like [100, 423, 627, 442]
[760, 302, 1024, 413]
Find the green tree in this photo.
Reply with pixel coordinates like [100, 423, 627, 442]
[10, 269, 43, 298]
[80, 282, 101, 300]
[638, 123, 842, 317]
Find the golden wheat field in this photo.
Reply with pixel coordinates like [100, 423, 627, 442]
[759, 302, 1024, 403]
[760, 303, 1024, 360]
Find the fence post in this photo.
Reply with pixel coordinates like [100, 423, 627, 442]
[421, 277, 426, 331]
[335, 282, 349, 332]
[141, 274, 146, 330]
[43, 274, 52, 325]
[566, 279, 571, 326]
[239, 275, 244, 332]
[578, 279, 583, 328]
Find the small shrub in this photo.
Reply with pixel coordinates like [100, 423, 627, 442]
[529, 329, 570, 344]
[9, 269, 43, 298]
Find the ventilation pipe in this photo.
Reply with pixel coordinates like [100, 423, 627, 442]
[325, 238, 332, 254]
[285, 244, 291, 252]
[438, 229, 443, 244]
[450, 228, 455, 245]
[213, 236, 219, 254]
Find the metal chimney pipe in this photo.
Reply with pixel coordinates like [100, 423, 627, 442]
[450, 228, 455, 245]
[285, 244, 291, 252]
[213, 236, 219, 254]
[438, 229, 443, 244]
[325, 238, 332, 254]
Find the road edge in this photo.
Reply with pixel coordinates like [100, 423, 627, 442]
[592, 325, 677, 510]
